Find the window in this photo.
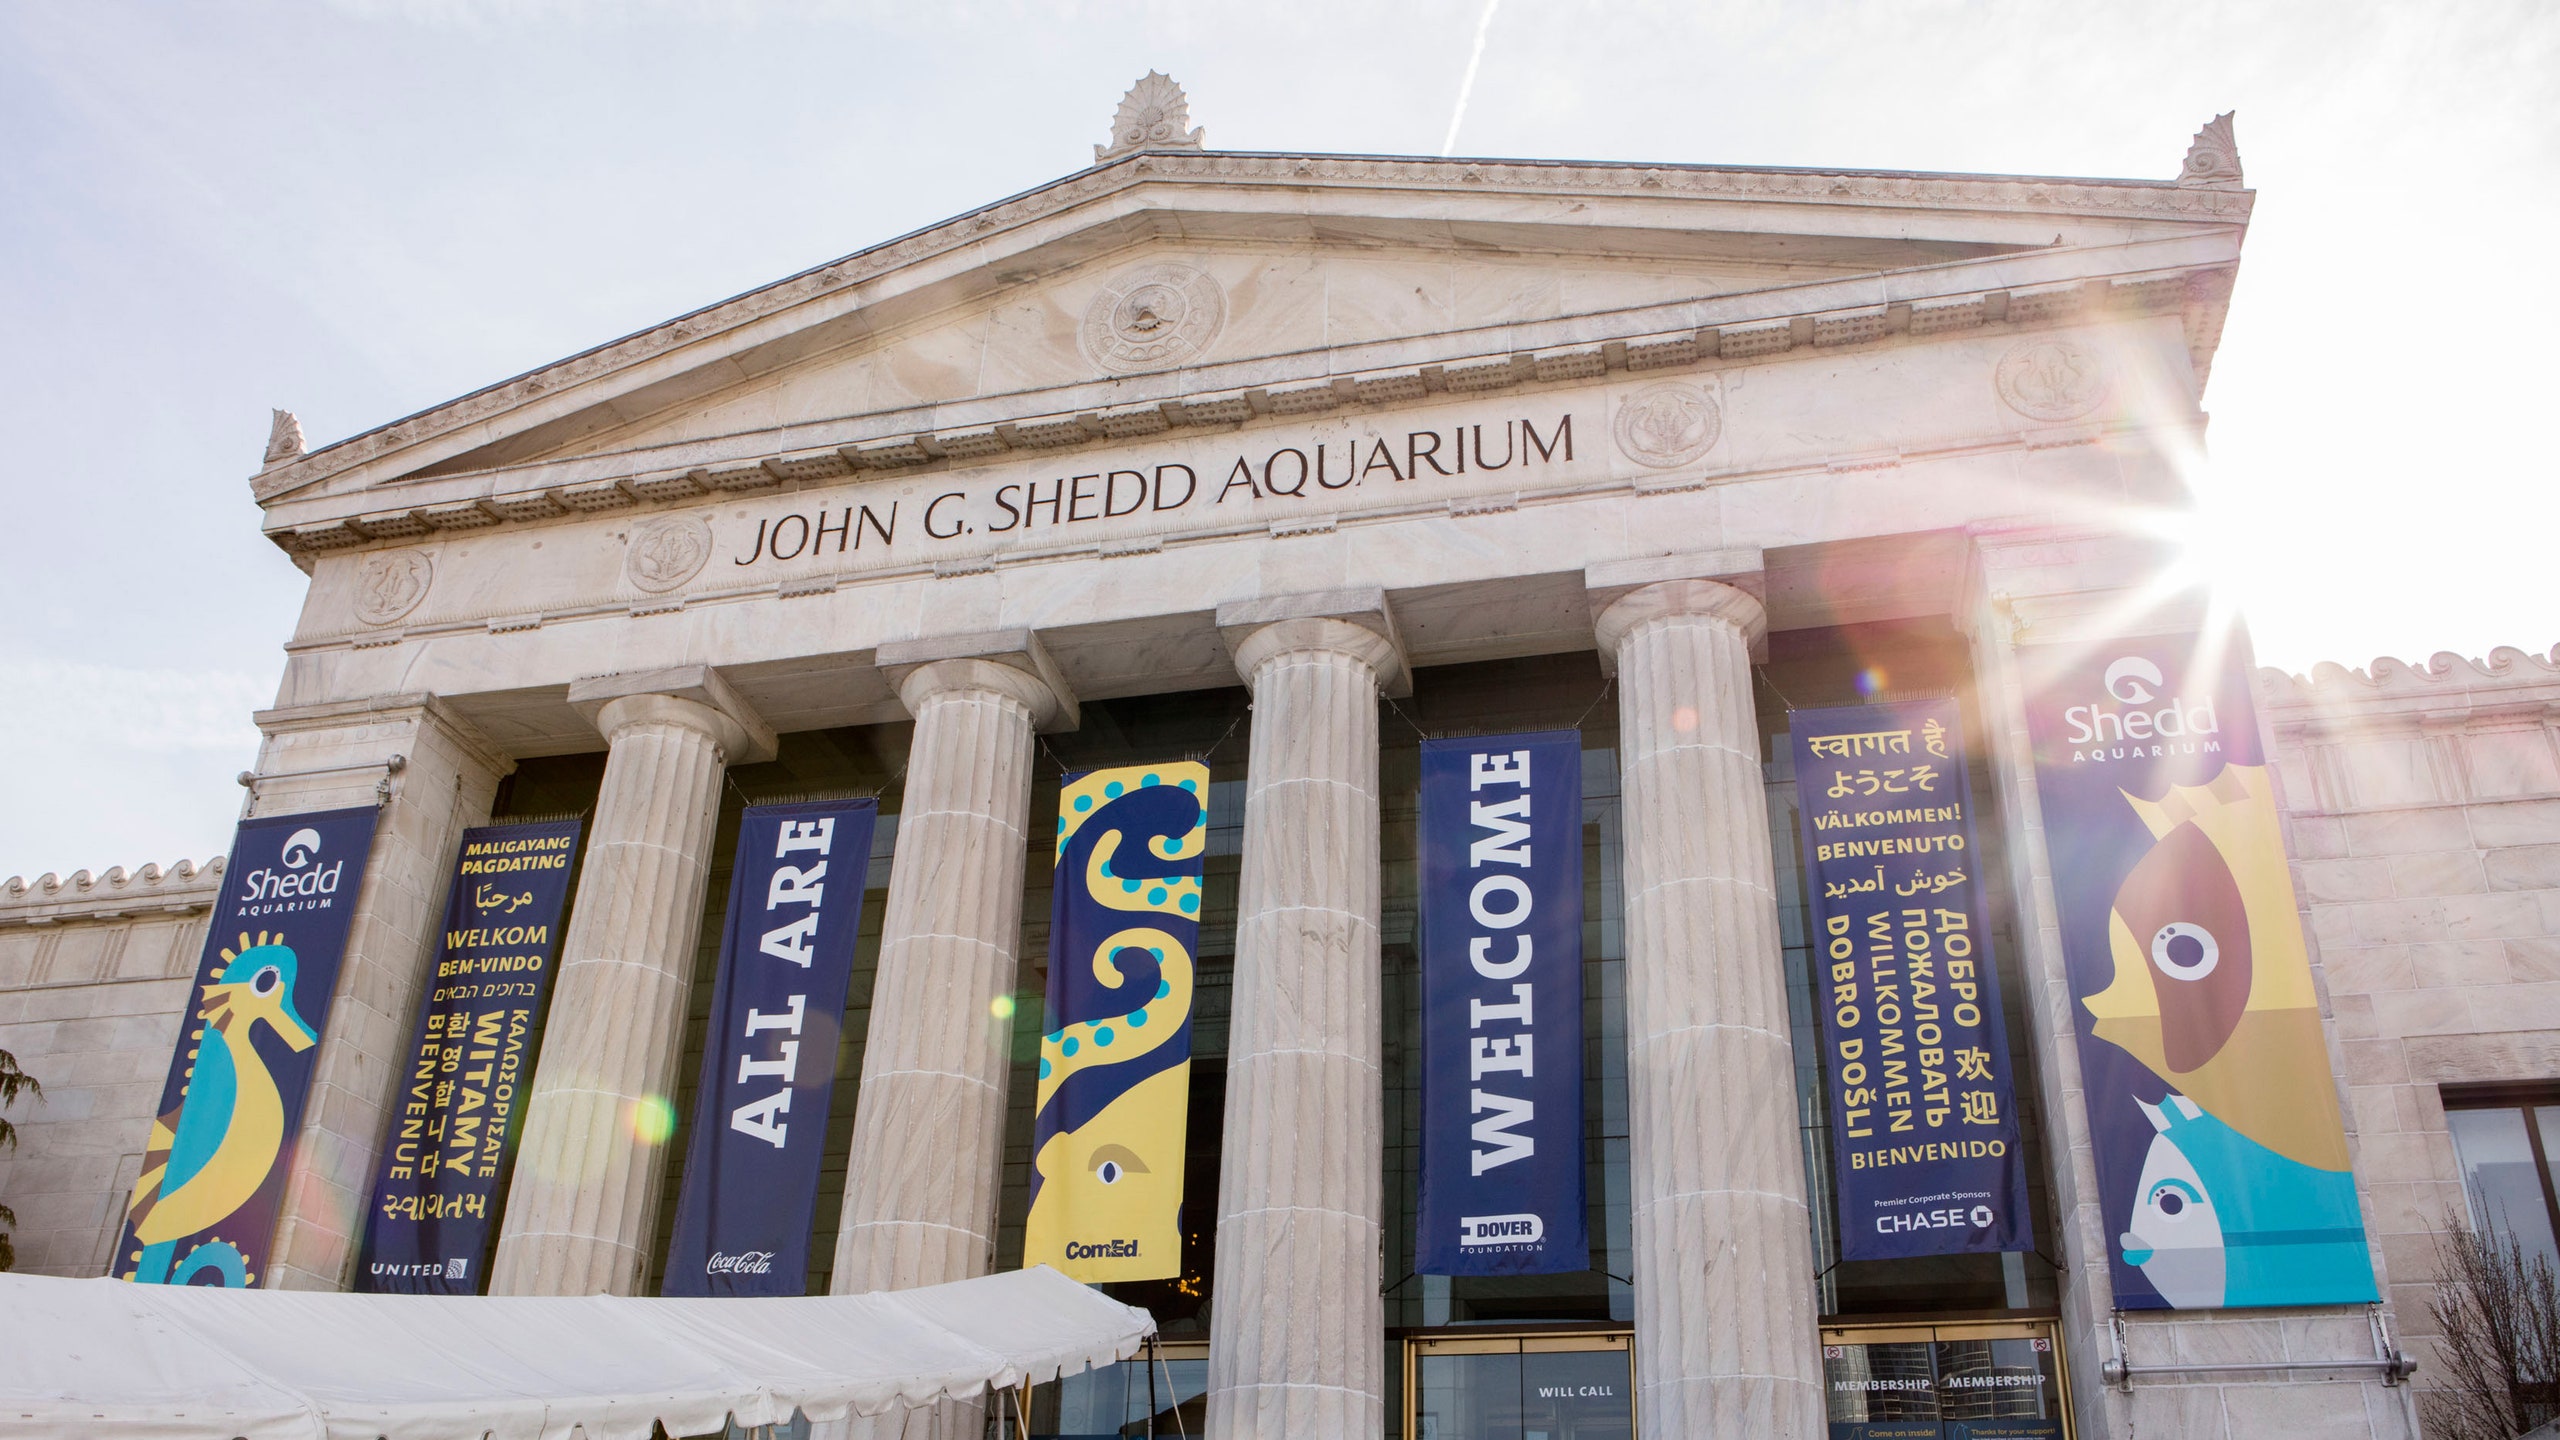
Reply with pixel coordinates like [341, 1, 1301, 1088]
[2443, 1093, 2560, 1279]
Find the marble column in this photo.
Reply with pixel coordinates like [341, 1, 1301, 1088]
[490, 666, 772, 1296]
[249, 695, 511, 1290]
[830, 635, 1074, 1297]
[1593, 576, 1824, 1439]
[1206, 595, 1404, 1440]
[827, 635, 1072, 1440]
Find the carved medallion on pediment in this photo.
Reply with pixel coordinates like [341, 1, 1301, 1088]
[1081, 262, 1226, 374]
[353, 548, 433, 626]
[626, 515, 713, 593]
[1995, 338, 2111, 422]
[1612, 382, 1724, 468]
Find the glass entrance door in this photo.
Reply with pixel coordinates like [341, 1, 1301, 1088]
[1820, 1319, 2071, 1440]
[1409, 1332, 1633, 1440]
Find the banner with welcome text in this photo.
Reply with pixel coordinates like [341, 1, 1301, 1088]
[358, 817, 583, 1293]
[1417, 730, 1588, 1276]
[1790, 701, 2029, 1261]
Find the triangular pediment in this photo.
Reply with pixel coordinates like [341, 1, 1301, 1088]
[428, 230, 2030, 477]
[252, 150, 2251, 540]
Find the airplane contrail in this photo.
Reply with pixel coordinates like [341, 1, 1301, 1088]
[1440, 0, 1504, 157]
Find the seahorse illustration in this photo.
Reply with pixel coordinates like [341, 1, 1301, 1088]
[1024, 766, 1207, 1281]
[123, 932, 317, 1286]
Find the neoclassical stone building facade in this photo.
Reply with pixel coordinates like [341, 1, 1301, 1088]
[6, 81, 2557, 1440]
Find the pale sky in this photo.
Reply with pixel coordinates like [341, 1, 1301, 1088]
[2, 0, 2553, 879]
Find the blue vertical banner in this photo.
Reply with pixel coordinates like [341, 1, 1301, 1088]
[356, 818, 583, 1293]
[1791, 701, 2030, 1260]
[116, 805, 381, 1286]
[1023, 762, 1209, 1282]
[2024, 632, 2376, 1309]
[1417, 730, 1588, 1276]
[663, 798, 879, 1295]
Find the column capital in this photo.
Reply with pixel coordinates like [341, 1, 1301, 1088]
[878, 627, 1078, 731]
[567, 664, 777, 764]
[1217, 586, 1409, 696]
[1960, 523, 2199, 644]
[1588, 562, 1767, 675]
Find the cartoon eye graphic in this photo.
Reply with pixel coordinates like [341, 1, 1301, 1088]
[2149, 923, 2220, 981]
[2112, 820, 2254, 1072]
[2145, 1179, 2204, 1218]
[253, 967, 284, 997]
[1089, 1143, 1149, 1185]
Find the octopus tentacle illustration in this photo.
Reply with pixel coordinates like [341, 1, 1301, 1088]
[1025, 767, 1208, 1280]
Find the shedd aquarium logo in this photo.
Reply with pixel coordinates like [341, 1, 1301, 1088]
[238, 826, 349, 916]
[2057, 656, 2221, 765]
[1457, 1212, 1545, 1250]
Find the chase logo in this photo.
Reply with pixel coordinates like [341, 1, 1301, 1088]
[1458, 1213, 1544, 1247]
[1877, 1205, 1997, 1234]
[2104, 656, 2165, 704]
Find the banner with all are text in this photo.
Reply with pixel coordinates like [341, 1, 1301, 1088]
[118, 805, 380, 1287]
[1790, 701, 2029, 1261]
[1417, 730, 1588, 1276]
[664, 799, 878, 1295]
[358, 817, 583, 1293]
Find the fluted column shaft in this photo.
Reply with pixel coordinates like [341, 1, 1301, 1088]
[826, 659, 1056, 1440]
[831, 659, 1055, 1296]
[1206, 617, 1397, 1440]
[489, 693, 736, 1295]
[1597, 579, 1824, 1439]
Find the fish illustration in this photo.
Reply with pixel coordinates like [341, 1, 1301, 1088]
[2082, 762, 2347, 1172]
[2120, 1095, 2376, 1307]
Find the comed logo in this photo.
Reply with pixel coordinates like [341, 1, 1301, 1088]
[1458, 1213, 1544, 1247]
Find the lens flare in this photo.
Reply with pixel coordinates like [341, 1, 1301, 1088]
[989, 994, 1016, 1020]
[629, 1095, 677, 1145]
[1855, 666, 1888, 698]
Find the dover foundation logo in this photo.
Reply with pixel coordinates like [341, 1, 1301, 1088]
[1457, 1213, 1546, 1250]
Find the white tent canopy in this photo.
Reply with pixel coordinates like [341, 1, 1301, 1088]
[0, 1265, 1153, 1440]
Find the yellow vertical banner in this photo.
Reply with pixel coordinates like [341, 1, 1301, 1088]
[1023, 762, 1209, 1282]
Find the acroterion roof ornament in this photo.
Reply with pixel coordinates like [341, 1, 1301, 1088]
[263, 408, 306, 468]
[2177, 112, 2244, 190]
[1096, 71, 1205, 163]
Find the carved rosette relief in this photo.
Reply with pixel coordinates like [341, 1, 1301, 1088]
[1080, 263, 1226, 374]
[1994, 338, 2111, 422]
[353, 548, 433, 626]
[625, 515, 714, 593]
[1612, 382, 1724, 468]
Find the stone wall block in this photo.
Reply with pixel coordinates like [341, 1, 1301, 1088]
[1207, 630, 1387, 1440]
[491, 706, 727, 1295]
[2469, 798, 2560, 849]
[831, 677, 1039, 1300]
[2483, 844, 2560, 892]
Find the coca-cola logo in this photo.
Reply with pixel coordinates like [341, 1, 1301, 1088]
[705, 1250, 776, 1275]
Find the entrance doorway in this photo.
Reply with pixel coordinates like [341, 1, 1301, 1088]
[1820, 1318, 2071, 1440]
[1407, 1332, 1633, 1440]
